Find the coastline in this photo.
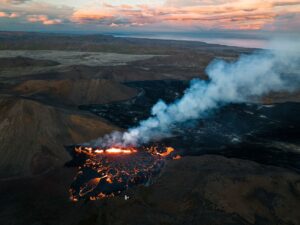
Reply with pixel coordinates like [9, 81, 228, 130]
[113, 33, 268, 49]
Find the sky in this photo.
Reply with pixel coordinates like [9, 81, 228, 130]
[0, 0, 300, 38]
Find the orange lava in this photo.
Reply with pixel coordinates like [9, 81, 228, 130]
[75, 146, 137, 156]
[69, 145, 180, 201]
[158, 147, 174, 157]
[105, 147, 137, 154]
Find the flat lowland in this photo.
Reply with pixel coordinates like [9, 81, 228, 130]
[0, 50, 159, 77]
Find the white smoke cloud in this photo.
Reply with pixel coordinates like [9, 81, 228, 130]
[91, 39, 300, 147]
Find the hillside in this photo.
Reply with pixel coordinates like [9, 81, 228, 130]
[0, 56, 59, 68]
[13, 79, 138, 106]
[0, 95, 118, 179]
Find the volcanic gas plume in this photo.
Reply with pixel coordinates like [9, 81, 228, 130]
[91, 39, 300, 147]
[69, 39, 299, 201]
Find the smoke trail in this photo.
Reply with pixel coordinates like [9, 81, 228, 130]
[92, 40, 300, 147]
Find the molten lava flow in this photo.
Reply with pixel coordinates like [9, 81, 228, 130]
[158, 147, 174, 157]
[105, 147, 137, 154]
[74, 146, 137, 156]
[68, 145, 177, 201]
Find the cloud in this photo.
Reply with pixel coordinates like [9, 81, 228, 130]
[0, 11, 19, 18]
[72, 5, 158, 27]
[0, 11, 8, 17]
[27, 15, 62, 25]
[0, 0, 300, 32]
[266, 12, 300, 31]
[273, 0, 300, 7]
[69, 0, 299, 31]
[0, 0, 30, 4]
[165, 0, 235, 7]
[0, 2, 73, 26]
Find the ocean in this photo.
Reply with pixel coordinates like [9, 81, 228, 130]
[114, 33, 268, 49]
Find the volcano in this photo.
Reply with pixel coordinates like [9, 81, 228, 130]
[81, 80, 300, 171]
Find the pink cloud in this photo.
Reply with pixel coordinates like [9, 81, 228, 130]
[0, 0, 30, 4]
[0, 11, 19, 18]
[9, 12, 19, 18]
[27, 15, 62, 25]
[1, 0, 300, 31]
[70, 1, 300, 31]
[0, 12, 8, 17]
[0, 1, 72, 25]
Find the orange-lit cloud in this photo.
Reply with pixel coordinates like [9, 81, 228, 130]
[0, 0, 30, 4]
[0, 11, 18, 18]
[0, 1, 72, 26]
[27, 15, 62, 25]
[0, 0, 300, 31]
[70, 0, 300, 31]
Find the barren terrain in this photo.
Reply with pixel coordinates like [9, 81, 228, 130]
[0, 50, 158, 77]
[0, 32, 299, 225]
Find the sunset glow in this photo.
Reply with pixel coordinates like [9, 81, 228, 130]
[0, 0, 300, 33]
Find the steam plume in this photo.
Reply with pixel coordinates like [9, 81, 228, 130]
[92, 39, 300, 147]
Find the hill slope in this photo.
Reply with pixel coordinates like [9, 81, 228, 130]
[13, 79, 138, 105]
[0, 95, 118, 178]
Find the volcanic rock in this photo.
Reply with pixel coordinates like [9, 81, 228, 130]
[0, 95, 118, 178]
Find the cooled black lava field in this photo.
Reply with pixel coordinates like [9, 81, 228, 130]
[80, 80, 300, 172]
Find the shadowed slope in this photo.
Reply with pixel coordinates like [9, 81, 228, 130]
[13, 79, 138, 106]
[0, 95, 118, 179]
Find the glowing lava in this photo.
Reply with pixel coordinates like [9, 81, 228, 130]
[105, 147, 137, 154]
[68, 145, 177, 201]
[74, 146, 137, 156]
